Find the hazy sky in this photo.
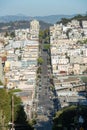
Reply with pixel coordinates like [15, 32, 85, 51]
[0, 0, 87, 16]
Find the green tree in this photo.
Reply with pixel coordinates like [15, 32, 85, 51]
[44, 44, 50, 50]
[57, 14, 87, 25]
[39, 29, 50, 43]
[0, 89, 11, 128]
[4, 31, 9, 37]
[18, 55, 22, 61]
[0, 89, 34, 130]
[81, 76, 87, 83]
[10, 32, 15, 38]
[37, 57, 44, 65]
[37, 66, 41, 74]
[14, 105, 34, 130]
[53, 105, 87, 130]
[39, 30, 44, 42]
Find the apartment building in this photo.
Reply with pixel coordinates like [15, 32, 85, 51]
[30, 20, 40, 40]
[50, 19, 87, 94]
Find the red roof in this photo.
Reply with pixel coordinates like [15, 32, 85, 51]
[60, 71, 66, 74]
[2, 57, 7, 62]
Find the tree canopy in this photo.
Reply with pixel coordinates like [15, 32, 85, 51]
[0, 89, 34, 130]
[57, 14, 87, 25]
[39, 29, 50, 43]
[53, 105, 87, 130]
[37, 57, 44, 65]
[0, 89, 11, 126]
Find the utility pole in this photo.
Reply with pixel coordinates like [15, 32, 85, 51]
[12, 95, 14, 130]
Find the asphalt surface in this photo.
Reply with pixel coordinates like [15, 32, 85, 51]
[34, 43, 57, 130]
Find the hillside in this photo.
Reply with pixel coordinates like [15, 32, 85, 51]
[0, 14, 77, 24]
[57, 14, 87, 25]
[0, 20, 52, 32]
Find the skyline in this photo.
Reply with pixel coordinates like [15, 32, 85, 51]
[0, 0, 87, 16]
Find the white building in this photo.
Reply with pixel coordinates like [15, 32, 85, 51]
[30, 20, 40, 40]
[0, 58, 4, 83]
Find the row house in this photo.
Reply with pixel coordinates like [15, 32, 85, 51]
[67, 20, 80, 28]
[73, 64, 80, 75]
[70, 56, 83, 64]
[1, 20, 40, 119]
[68, 28, 84, 39]
[82, 21, 87, 29]
[50, 19, 87, 93]
[54, 77, 81, 91]
[82, 48, 87, 56]
[15, 29, 30, 40]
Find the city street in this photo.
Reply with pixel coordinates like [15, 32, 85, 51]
[35, 42, 57, 130]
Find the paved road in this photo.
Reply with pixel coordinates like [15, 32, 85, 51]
[35, 43, 57, 130]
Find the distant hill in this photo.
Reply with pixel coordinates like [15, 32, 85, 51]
[0, 14, 78, 24]
[0, 20, 52, 32]
[34, 15, 76, 24]
[56, 14, 87, 25]
[0, 14, 86, 32]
